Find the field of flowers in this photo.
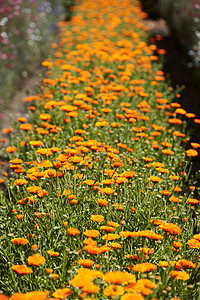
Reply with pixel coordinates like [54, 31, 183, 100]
[0, 0, 200, 299]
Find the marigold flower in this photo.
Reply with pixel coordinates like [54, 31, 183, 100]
[103, 285, 124, 297]
[83, 238, 97, 246]
[83, 245, 101, 255]
[11, 264, 33, 275]
[160, 190, 171, 196]
[121, 293, 145, 300]
[162, 149, 174, 155]
[102, 233, 120, 241]
[102, 187, 114, 195]
[52, 288, 73, 299]
[6, 147, 17, 153]
[91, 215, 104, 222]
[187, 238, 200, 249]
[98, 198, 108, 207]
[100, 226, 116, 232]
[27, 254, 46, 266]
[37, 190, 48, 197]
[11, 238, 29, 245]
[0, 178, 5, 184]
[95, 121, 109, 127]
[14, 179, 28, 186]
[81, 283, 100, 294]
[84, 180, 95, 186]
[16, 214, 24, 220]
[169, 175, 179, 181]
[104, 271, 136, 284]
[159, 223, 182, 235]
[20, 123, 33, 131]
[99, 245, 111, 253]
[47, 250, 60, 257]
[186, 149, 198, 157]
[169, 270, 190, 280]
[175, 259, 196, 270]
[67, 227, 80, 236]
[148, 176, 161, 183]
[132, 262, 157, 272]
[187, 198, 199, 205]
[84, 230, 100, 238]
[2, 127, 13, 134]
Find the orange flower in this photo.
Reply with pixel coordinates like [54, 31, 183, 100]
[159, 223, 182, 235]
[0, 178, 5, 184]
[47, 250, 60, 257]
[98, 199, 108, 207]
[103, 285, 124, 297]
[14, 179, 28, 186]
[187, 237, 200, 249]
[16, 214, 24, 220]
[78, 259, 94, 268]
[91, 215, 104, 222]
[160, 190, 171, 196]
[20, 123, 33, 131]
[102, 188, 114, 195]
[103, 271, 136, 284]
[132, 262, 157, 272]
[95, 121, 109, 127]
[67, 227, 80, 236]
[186, 149, 198, 157]
[168, 118, 182, 125]
[52, 288, 73, 299]
[27, 254, 46, 266]
[169, 270, 190, 280]
[102, 233, 120, 241]
[83, 245, 101, 255]
[6, 147, 17, 153]
[121, 293, 144, 300]
[162, 149, 174, 155]
[37, 190, 48, 197]
[84, 180, 95, 186]
[110, 242, 121, 249]
[11, 264, 33, 275]
[169, 175, 179, 181]
[2, 127, 13, 134]
[148, 176, 161, 183]
[84, 230, 100, 238]
[173, 131, 185, 137]
[187, 198, 199, 205]
[100, 226, 116, 233]
[11, 238, 29, 245]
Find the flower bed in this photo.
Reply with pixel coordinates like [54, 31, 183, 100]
[0, 0, 200, 299]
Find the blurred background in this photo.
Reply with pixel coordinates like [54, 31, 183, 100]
[0, 0, 74, 111]
[0, 0, 200, 114]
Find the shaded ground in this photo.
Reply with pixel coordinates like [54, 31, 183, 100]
[146, 18, 200, 175]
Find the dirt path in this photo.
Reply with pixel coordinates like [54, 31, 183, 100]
[0, 66, 44, 183]
[0, 66, 44, 132]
